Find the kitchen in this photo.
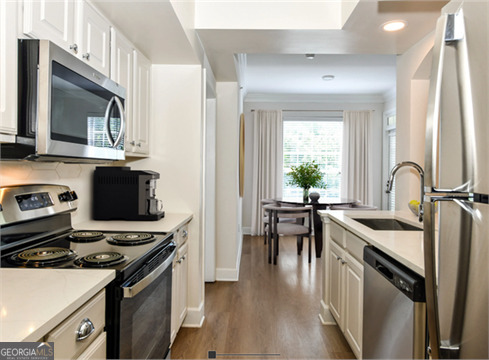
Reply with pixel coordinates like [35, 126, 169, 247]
[0, 0, 487, 359]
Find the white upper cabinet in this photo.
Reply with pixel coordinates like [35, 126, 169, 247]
[0, 0, 18, 141]
[23, 0, 75, 52]
[75, 1, 110, 76]
[23, 0, 110, 76]
[110, 28, 133, 151]
[131, 49, 151, 156]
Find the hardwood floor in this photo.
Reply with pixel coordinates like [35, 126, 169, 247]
[171, 235, 355, 359]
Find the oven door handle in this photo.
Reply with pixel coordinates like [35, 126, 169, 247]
[122, 248, 176, 298]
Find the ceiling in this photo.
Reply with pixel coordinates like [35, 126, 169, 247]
[245, 53, 397, 96]
[197, 0, 447, 94]
[93, 0, 447, 95]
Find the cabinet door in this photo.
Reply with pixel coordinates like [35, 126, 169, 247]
[344, 253, 363, 359]
[178, 243, 189, 327]
[328, 240, 345, 328]
[110, 28, 133, 151]
[132, 50, 151, 155]
[23, 0, 75, 53]
[0, 0, 17, 141]
[76, 1, 110, 76]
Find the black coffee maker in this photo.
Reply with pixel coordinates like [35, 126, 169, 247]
[92, 166, 165, 220]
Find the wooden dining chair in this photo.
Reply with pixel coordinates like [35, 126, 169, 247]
[261, 199, 296, 245]
[263, 204, 313, 265]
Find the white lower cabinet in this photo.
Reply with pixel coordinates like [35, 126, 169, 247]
[171, 224, 190, 344]
[326, 221, 366, 359]
[44, 290, 106, 360]
[344, 253, 363, 358]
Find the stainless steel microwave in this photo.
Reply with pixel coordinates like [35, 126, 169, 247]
[1, 39, 126, 162]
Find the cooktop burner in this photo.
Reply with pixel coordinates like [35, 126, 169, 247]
[68, 231, 105, 243]
[10, 247, 77, 267]
[107, 233, 156, 246]
[74, 252, 127, 268]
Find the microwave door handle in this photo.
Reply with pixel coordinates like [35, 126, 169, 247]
[104, 96, 117, 147]
[112, 96, 125, 148]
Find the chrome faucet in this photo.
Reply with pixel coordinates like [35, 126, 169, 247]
[386, 161, 424, 222]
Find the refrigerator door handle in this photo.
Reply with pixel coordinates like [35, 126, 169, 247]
[424, 13, 448, 193]
[424, 13, 451, 359]
[423, 200, 442, 359]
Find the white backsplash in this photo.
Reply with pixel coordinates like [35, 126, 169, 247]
[0, 161, 98, 224]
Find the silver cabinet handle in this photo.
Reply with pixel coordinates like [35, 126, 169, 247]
[129, 141, 136, 146]
[76, 318, 95, 341]
[340, 259, 346, 265]
[104, 96, 126, 148]
[335, 255, 341, 261]
[82, 52, 90, 61]
[70, 44, 78, 54]
[182, 230, 188, 239]
[137, 142, 142, 147]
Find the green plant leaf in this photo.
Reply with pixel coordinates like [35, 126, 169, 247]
[286, 160, 326, 190]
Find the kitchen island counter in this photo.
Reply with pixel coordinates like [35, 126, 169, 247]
[75, 212, 193, 234]
[0, 269, 115, 342]
[318, 210, 424, 275]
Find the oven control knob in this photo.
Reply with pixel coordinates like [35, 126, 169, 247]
[59, 191, 78, 202]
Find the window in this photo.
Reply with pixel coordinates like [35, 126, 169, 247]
[385, 114, 396, 210]
[283, 114, 343, 198]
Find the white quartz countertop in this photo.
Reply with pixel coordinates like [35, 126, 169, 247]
[0, 269, 115, 342]
[319, 210, 424, 276]
[75, 212, 193, 233]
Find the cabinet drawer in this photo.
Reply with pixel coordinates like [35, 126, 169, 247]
[77, 332, 106, 360]
[346, 231, 367, 264]
[45, 290, 105, 359]
[176, 224, 189, 247]
[330, 221, 346, 247]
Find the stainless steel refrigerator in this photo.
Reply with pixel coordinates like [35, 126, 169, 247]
[424, 1, 488, 358]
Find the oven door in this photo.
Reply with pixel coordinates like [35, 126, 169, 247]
[118, 246, 176, 359]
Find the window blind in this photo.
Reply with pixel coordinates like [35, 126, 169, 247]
[283, 120, 343, 198]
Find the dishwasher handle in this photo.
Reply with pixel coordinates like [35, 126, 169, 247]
[364, 246, 426, 303]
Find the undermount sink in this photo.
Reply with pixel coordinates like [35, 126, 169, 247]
[352, 218, 422, 231]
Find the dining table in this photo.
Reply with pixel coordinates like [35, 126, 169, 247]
[275, 196, 359, 258]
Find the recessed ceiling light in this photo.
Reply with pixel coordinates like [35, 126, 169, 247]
[382, 20, 407, 32]
[305, 54, 315, 60]
[322, 75, 335, 81]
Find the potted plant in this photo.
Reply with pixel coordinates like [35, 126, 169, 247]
[287, 160, 326, 202]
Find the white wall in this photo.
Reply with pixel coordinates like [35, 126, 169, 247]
[242, 95, 385, 234]
[215, 81, 241, 281]
[124, 64, 205, 326]
[395, 32, 434, 211]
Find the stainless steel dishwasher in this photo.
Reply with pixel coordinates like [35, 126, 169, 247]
[363, 246, 426, 359]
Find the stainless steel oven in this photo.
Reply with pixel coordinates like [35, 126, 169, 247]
[1, 39, 126, 162]
[112, 247, 175, 359]
[0, 184, 176, 359]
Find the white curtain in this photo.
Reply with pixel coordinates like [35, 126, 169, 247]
[341, 110, 373, 205]
[250, 110, 283, 235]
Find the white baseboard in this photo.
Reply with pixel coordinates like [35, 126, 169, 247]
[242, 227, 252, 235]
[215, 267, 239, 281]
[319, 300, 337, 325]
[182, 300, 205, 327]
